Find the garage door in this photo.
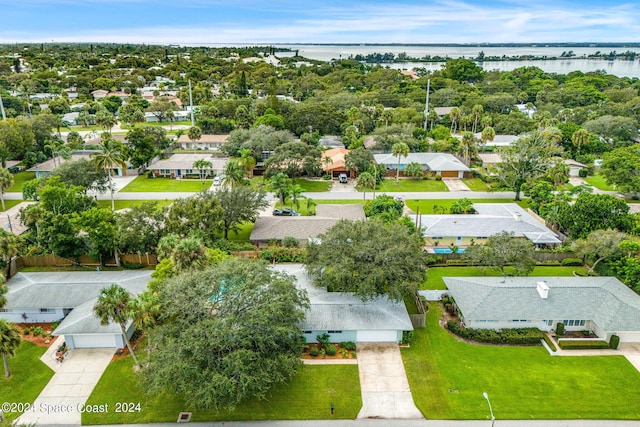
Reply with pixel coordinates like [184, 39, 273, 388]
[357, 330, 398, 342]
[70, 334, 119, 349]
[618, 332, 640, 343]
[440, 171, 459, 178]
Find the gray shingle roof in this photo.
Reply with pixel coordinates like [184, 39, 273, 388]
[409, 203, 561, 245]
[444, 276, 640, 332]
[373, 153, 469, 172]
[272, 264, 413, 332]
[53, 298, 132, 335]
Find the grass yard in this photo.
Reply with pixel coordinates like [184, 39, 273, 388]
[461, 178, 491, 191]
[585, 173, 615, 191]
[96, 200, 174, 210]
[0, 341, 54, 422]
[228, 222, 254, 241]
[7, 171, 36, 193]
[402, 304, 640, 419]
[376, 179, 448, 192]
[120, 176, 213, 192]
[423, 266, 588, 290]
[83, 357, 361, 424]
[296, 179, 332, 192]
[405, 198, 528, 214]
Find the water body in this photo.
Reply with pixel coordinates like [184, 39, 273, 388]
[275, 44, 640, 78]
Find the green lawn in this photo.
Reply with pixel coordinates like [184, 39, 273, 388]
[402, 304, 640, 419]
[0, 341, 54, 422]
[83, 357, 361, 424]
[423, 266, 588, 290]
[376, 179, 448, 192]
[7, 171, 36, 193]
[228, 222, 254, 241]
[1, 199, 22, 212]
[585, 173, 615, 191]
[96, 200, 174, 210]
[296, 179, 332, 192]
[461, 178, 490, 191]
[406, 198, 528, 214]
[120, 176, 213, 192]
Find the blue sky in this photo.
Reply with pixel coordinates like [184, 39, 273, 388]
[1, 0, 638, 44]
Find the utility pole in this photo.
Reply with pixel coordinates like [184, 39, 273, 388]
[188, 79, 195, 127]
[423, 78, 430, 131]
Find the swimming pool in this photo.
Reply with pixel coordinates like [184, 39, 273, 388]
[432, 247, 466, 254]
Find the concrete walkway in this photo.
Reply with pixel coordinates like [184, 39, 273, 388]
[17, 336, 115, 426]
[356, 343, 423, 419]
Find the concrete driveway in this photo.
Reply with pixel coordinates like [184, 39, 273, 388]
[17, 340, 115, 425]
[356, 343, 423, 419]
[443, 178, 471, 192]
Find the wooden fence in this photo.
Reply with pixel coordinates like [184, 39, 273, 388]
[434, 252, 577, 263]
[12, 253, 158, 272]
[409, 290, 427, 328]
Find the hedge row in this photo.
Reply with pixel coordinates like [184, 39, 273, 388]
[446, 320, 544, 345]
[259, 247, 306, 263]
[558, 340, 610, 350]
[542, 334, 557, 352]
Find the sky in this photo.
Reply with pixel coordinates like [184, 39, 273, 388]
[0, 0, 639, 45]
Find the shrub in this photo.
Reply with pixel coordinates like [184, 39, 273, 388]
[326, 344, 337, 356]
[578, 168, 588, 178]
[542, 334, 557, 352]
[259, 247, 306, 263]
[556, 322, 565, 336]
[558, 340, 610, 350]
[322, 174, 332, 180]
[609, 334, 620, 350]
[425, 256, 438, 266]
[32, 327, 43, 337]
[22, 328, 30, 336]
[316, 333, 330, 348]
[309, 346, 319, 357]
[341, 348, 349, 358]
[446, 320, 544, 345]
[434, 174, 443, 181]
[402, 331, 414, 344]
[341, 341, 357, 351]
[282, 236, 300, 248]
[561, 258, 583, 266]
[123, 263, 145, 269]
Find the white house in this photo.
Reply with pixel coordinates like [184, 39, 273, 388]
[273, 264, 413, 343]
[373, 152, 470, 178]
[2, 271, 152, 349]
[444, 276, 640, 344]
[147, 153, 228, 178]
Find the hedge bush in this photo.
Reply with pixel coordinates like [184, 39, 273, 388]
[326, 344, 337, 356]
[558, 340, 610, 350]
[259, 247, 306, 263]
[578, 168, 588, 178]
[446, 320, 544, 345]
[309, 346, 319, 357]
[556, 322, 565, 336]
[561, 258, 583, 266]
[341, 341, 357, 351]
[609, 335, 620, 350]
[542, 334, 557, 352]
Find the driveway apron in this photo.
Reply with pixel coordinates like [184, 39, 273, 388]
[356, 343, 423, 419]
[17, 340, 115, 426]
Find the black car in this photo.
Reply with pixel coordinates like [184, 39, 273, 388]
[273, 208, 301, 216]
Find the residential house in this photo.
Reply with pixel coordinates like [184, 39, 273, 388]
[62, 112, 79, 126]
[321, 147, 352, 178]
[273, 264, 413, 343]
[250, 204, 366, 248]
[27, 152, 128, 177]
[91, 89, 109, 100]
[473, 133, 519, 147]
[444, 276, 640, 344]
[146, 153, 228, 178]
[409, 203, 561, 248]
[1, 271, 152, 349]
[434, 106, 454, 118]
[373, 152, 470, 178]
[565, 159, 587, 177]
[175, 134, 229, 150]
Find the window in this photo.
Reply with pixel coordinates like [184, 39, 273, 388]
[159, 169, 171, 175]
[39, 308, 55, 313]
[185, 169, 193, 174]
[303, 331, 312, 334]
[327, 330, 342, 334]
[546, 320, 553, 326]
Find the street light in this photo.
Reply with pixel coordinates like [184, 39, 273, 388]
[483, 392, 495, 427]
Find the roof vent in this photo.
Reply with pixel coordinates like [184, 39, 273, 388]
[536, 281, 549, 299]
[514, 212, 522, 222]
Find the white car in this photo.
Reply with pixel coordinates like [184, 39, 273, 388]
[213, 176, 221, 186]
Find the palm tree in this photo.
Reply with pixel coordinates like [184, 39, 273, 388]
[427, 109, 439, 131]
[92, 138, 128, 211]
[290, 184, 304, 209]
[480, 126, 496, 152]
[131, 291, 161, 361]
[449, 107, 460, 134]
[0, 275, 8, 309]
[391, 142, 410, 183]
[356, 171, 375, 202]
[458, 132, 477, 165]
[222, 159, 245, 188]
[0, 230, 19, 280]
[0, 167, 14, 211]
[187, 126, 202, 149]
[192, 159, 213, 184]
[0, 319, 21, 378]
[239, 149, 256, 179]
[471, 104, 484, 134]
[572, 129, 590, 156]
[94, 284, 140, 368]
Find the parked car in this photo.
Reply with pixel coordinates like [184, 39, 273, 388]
[213, 176, 221, 186]
[273, 208, 301, 216]
[338, 173, 348, 183]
